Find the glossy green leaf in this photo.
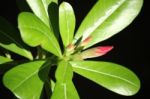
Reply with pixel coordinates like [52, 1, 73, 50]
[0, 56, 12, 64]
[74, 0, 143, 48]
[26, 0, 59, 39]
[55, 60, 73, 82]
[70, 61, 140, 96]
[59, 2, 75, 47]
[3, 61, 48, 99]
[26, 0, 58, 27]
[51, 60, 79, 99]
[48, 1, 59, 39]
[51, 81, 79, 99]
[0, 16, 33, 60]
[18, 12, 62, 57]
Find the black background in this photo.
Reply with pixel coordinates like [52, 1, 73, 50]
[0, 0, 149, 99]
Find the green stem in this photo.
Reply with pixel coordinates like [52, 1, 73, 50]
[36, 46, 46, 59]
[45, 80, 52, 99]
[5, 52, 11, 59]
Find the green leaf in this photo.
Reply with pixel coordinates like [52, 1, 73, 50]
[26, 0, 58, 27]
[0, 56, 12, 64]
[74, 0, 143, 48]
[70, 61, 140, 96]
[26, 0, 59, 39]
[18, 12, 62, 57]
[51, 81, 79, 99]
[0, 16, 33, 60]
[48, 2, 59, 39]
[55, 60, 73, 82]
[59, 2, 76, 47]
[3, 61, 49, 99]
[51, 80, 55, 92]
[51, 60, 79, 99]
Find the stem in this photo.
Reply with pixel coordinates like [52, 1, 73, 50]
[43, 57, 57, 99]
[5, 52, 11, 59]
[45, 80, 52, 99]
[36, 46, 46, 59]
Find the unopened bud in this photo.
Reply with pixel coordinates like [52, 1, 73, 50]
[66, 44, 75, 55]
[80, 36, 92, 46]
[81, 46, 114, 59]
[67, 44, 75, 50]
[95, 46, 114, 55]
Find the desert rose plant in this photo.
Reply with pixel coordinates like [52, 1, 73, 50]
[0, 0, 143, 99]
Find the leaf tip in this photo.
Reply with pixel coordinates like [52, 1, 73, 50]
[81, 46, 114, 59]
[95, 46, 114, 55]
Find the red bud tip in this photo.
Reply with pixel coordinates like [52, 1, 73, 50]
[81, 46, 113, 59]
[81, 36, 92, 46]
[95, 46, 114, 55]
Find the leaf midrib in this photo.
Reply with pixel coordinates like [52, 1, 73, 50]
[12, 69, 38, 91]
[41, 0, 56, 35]
[62, 83, 67, 99]
[37, 0, 49, 27]
[62, 62, 69, 82]
[79, 0, 126, 41]
[73, 65, 138, 87]
[41, 0, 49, 17]
[63, 5, 70, 45]
[91, 0, 126, 34]
[21, 26, 61, 56]
[12, 62, 47, 91]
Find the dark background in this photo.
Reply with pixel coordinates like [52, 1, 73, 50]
[0, 0, 149, 99]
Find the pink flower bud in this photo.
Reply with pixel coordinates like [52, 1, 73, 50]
[95, 46, 114, 55]
[80, 36, 92, 46]
[81, 46, 113, 59]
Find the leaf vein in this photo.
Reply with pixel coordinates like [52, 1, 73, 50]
[12, 69, 38, 91]
[21, 26, 61, 56]
[73, 66, 138, 87]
